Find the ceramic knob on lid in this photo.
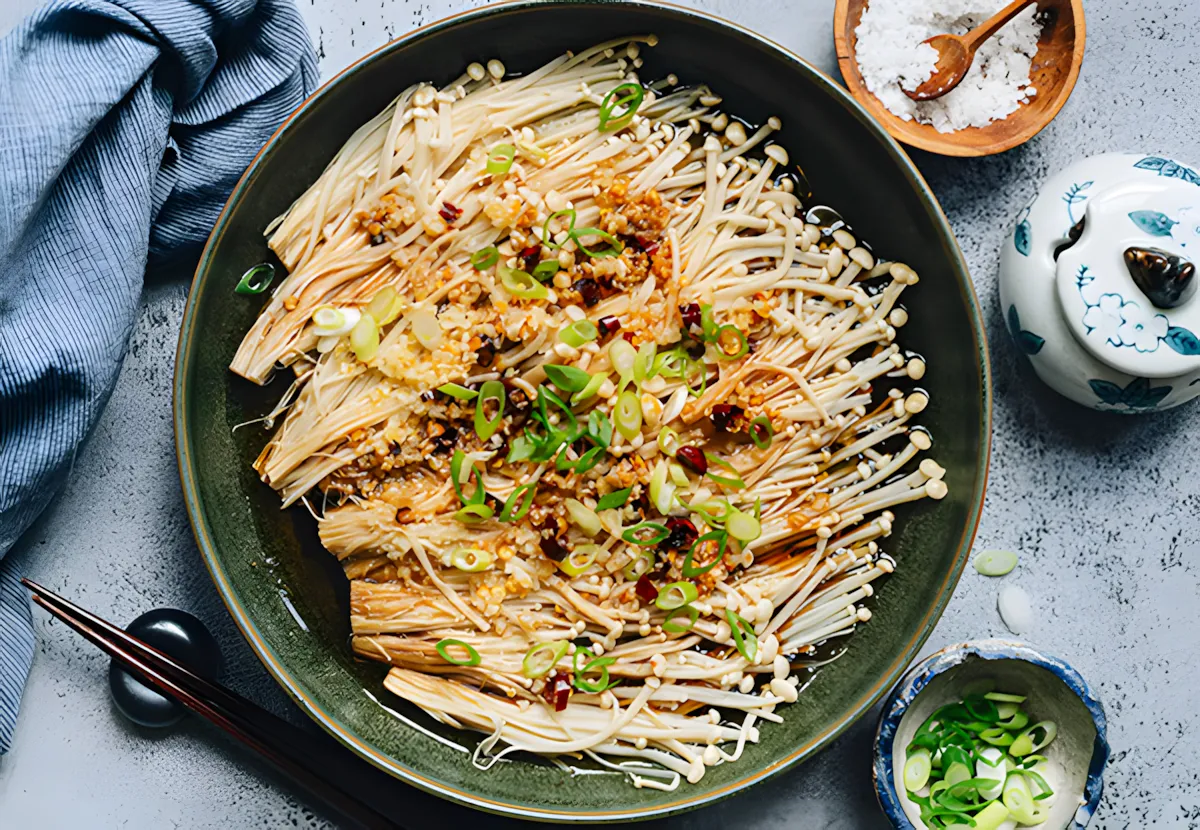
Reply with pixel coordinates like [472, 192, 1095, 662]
[999, 152, 1200, 411]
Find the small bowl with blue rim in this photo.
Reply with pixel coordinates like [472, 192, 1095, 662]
[873, 640, 1109, 829]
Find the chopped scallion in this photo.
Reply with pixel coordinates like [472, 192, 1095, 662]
[749, 416, 775, 449]
[726, 609, 758, 662]
[235, 263, 275, 295]
[498, 481, 537, 522]
[542, 208, 577, 250]
[498, 266, 549, 300]
[435, 638, 481, 666]
[521, 641, 568, 679]
[596, 488, 631, 511]
[450, 547, 495, 572]
[622, 521, 669, 547]
[474, 380, 506, 441]
[655, 581, 698, 610]
[662, 605, 699, 634]
[544, 364, 591, 392]
[486, 143, 516, 175]
[559, 319, 599, 348]
[597, 82, 644, 133]
[471, 245, 500, 270]
[438, 382, 478, 401]
[560, 545, 601, 577]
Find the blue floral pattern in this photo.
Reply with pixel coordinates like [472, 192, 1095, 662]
[1076, 264, 1200, 355]
[1089, 377, 1172, 410]
[1134, 156, 1200, 185]
[1013, 195, 1034, 257]
[1063, 180, 1093, 224]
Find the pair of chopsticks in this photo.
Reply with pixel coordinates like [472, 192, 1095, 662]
[23, 578, 403, 830]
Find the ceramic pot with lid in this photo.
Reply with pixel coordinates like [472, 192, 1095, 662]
[1000, 152, 1200, 411]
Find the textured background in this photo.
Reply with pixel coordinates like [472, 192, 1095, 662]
[1, 0, 1196, 827]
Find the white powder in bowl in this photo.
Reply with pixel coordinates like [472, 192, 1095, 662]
[854, 0, 1043, 133]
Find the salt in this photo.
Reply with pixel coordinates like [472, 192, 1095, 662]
[854, 0, 1043, 133]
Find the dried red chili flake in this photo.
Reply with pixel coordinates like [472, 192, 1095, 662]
[635, 574, 658, 604]
[622, 331, 636, 343]
[541, 671, 572, 712]
[520, 244, 541, 271]
[710, 403, 745, 432]
[662, 517, 698, 550]
[597, 315, 621, 336]
[674, 445, 707, 474]
[438, 202, 462, 223]
[571, 277, 602, 307]
[679, 303, 702, 330]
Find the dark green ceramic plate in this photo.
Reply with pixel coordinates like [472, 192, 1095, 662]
[174, 0, 990, 821]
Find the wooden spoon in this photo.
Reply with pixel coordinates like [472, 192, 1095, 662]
[905, 0, 1038, 101]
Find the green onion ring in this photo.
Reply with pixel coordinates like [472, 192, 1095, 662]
[471, 246, 500, 270]
[235, 263, 275, 295]
[596, 488, 631, 511]
[541, 208, 577, 250]
[486, 143, 516, 175]
[597, 82, 644, 133]
[498, 481, 537, 522]
[543, 364, 591, 392]
[498, 266, 549, 300]
[474, 379, 506, 441]
[521, 640, 568, 678]
[725, 609, 758, 663]
[655, 581, 698, 610]
[621, 521, 669, 546]
[453, 503, 494, 523]
[572, 226, 623, 258]
[715, 324, 749, 359]
[435, 638, 481, 666]
[662, 605, 699, 634]
[749, 416, 775, 449]
[681, 530, 729, 577]
[438, 382, 478, 401]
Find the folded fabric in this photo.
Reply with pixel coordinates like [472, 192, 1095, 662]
[0, 0, 317, 753]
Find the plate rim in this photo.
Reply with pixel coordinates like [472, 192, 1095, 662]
[173, 0, 993, 820]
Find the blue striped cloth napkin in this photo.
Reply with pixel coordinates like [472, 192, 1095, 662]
[0, 0, 317, 753]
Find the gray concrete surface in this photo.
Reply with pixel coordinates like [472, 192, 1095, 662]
[0, 0, 1196, 827]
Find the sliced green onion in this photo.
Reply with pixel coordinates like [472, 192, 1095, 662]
[453, 503, 494, 523]
[438, 382, 478, 401]
[532, 259, 561, 282]
[622, 549, 655, 581]
[725, 609, 758, 663]
[435, 639, 480, 666]
[749, 416, 775, 449]
[312, 306, 346, 331]
[499, 266, 549, 300]
[669, 462, 689, 488]
[969, 801, 1012, 830]
[1000, 710, 1030, 731]
[903, 747, 932, 792]
[486, 143, 516, 175]
[609, 338, 637, 379]
[572, 227, 623, 258]
[474, 380, 506, 441]
[633, 341, 658, 383]
[700, 304, 719, 341]
[726, 508, 761, 542]
[571, 372, 607, 405]
[586, 409, 613, 448]
[648, 460, 675, 515]
[655, 581, 698, 611]
[1002, 772, 1038, 824]
[559, 319, 599, 348]
[521, 640, 568, 678]
[450, 547, 495, 572]
[681, 530, 729, 577]
[560, 545, 601, 577]
[544, 364, 591, 392]
[1011, 721, 1057, 757]
[471, 246, 500, 270]
[542, 208, 577, 250]
[614, 389, 643, 439]
[705, 452, 746, 490]
[596, 488, 631, 511]
[657, 427, 680, 457]
[679, 354, 709, 398]
[565, 499, 602, 536]
[622, 521, 669, 547]
[450, 450, 487, 506]
[978, 727, 1015, 747]
[350, 312, 379, 362]
[572, 653, 618, 693]
[235, 263, 275, 295]
[984, 691, 1027, 704]
[571, 445, 605, 473]
[662, 605, 699, 634]
[366, 286, 403, 326]
[690, 498, 730, 527]
[974, 549, 1019, 577]
[598, 82, 644, 133]
[499, 481, 537, 522]
[715, 324, 749, 359]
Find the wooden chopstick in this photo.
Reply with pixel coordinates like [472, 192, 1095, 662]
[22, 579, 402, 830]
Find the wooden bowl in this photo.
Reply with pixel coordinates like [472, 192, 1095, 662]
[834, 0, 1086, 157]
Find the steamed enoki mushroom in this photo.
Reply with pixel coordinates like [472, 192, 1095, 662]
[230, 36, 946, 790]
